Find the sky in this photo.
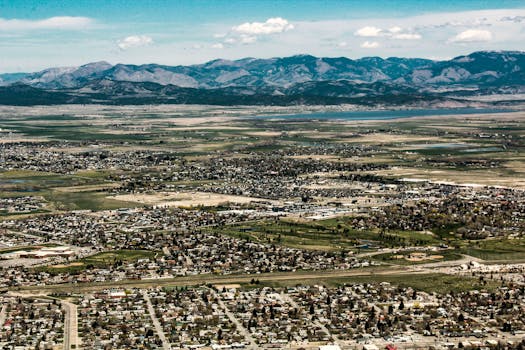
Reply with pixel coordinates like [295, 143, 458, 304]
[0, 0, 524, 72]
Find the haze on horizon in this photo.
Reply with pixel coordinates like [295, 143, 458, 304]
[1, 0, 525, 73]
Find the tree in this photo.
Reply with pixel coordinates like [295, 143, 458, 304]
[388, 304, 394, 315]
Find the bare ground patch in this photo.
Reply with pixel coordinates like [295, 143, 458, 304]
[344, 133, 446, 144]
[109, 191, 273, 207]
[50, 262, 84, 269]
[371, 167, 525, 189]
[52, 183, 122, 193]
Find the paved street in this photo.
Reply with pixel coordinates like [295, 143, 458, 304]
[210, 288, 258, 349]
[62, 300, 78, 350]
[143, 291, 171, 350]
[0, 304, 6, 330]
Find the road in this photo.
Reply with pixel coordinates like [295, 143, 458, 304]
[143, 291, 171, 350]
[12, 266, 416, 293]
[0, 304, 7, 329]
[62, 300, 78, 350]
[5, 292, 79, 349]
[209, 288, 257, 349]
[280, 291, 341, 346]
[7, 252, 498, 295]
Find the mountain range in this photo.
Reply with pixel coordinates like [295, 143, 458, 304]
[0, 50, 524, 106]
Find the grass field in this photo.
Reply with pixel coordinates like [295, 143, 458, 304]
[38, 249, 158, 275]
[256, 273, 500, 294]
[371, 250, 463, 265]
[0, 169, 140, 212]
[459, 238, 525, 262]
[212, 218, 444, 252]
[211, 219, 362, 251]
[0, 170, 106, 196]
[43, 190, 139, 211]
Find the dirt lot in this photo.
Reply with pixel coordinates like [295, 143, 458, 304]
[50, 262, 84, 268]
[371, 167, 525, 189]
[345, 133, 447, 144]
[110, 191, 273, 207]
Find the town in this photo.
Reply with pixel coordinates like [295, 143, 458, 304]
[0, 105, 524, 349]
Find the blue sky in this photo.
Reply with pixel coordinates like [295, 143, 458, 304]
[1, 0, 524, 72]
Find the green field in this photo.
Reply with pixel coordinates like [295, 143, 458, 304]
[371, 250, 463, 265]
[37, 249, 158, 275]
[211, 219, 362, 251]
[459, 238, 525, 262]
[256, 273, 500, 294]
[42, 190, 139, 211]
[212, 218, 443, 252]
[0, 169, 140, 213]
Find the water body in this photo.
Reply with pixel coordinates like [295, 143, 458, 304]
[0, 179, 27, 185]
[406, 143, 469, 149]
[257, 108, 515, 121]
[461, 147, 502, 153]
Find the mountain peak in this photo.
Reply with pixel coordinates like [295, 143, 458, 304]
[81, 61, 112, 69]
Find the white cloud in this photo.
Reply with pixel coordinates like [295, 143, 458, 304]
[388, 26, 402, 34]
[354, 26, 382, 37]
[355, 25, 421, 40]
[6, 8, 525, 74]
[337, 41, 348, 48]
[211, 43, 224, 49]
[361, 41, 379, 49]
[0, 16, 92, 31]
[449, 29, 492, 43]
[232, 17, 294, 35]
[218, 17, 293, 47]
[239, 35, 257, 44]
[117, 35, 153, 50]
[500, 16, 525, 23]
[393, 33, 422, 40]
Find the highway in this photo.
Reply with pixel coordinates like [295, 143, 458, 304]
[11, 266, 416, 293]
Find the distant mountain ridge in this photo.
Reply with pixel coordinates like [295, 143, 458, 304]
[0, 51, 524, 106]
[0, 55, 437, 89]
